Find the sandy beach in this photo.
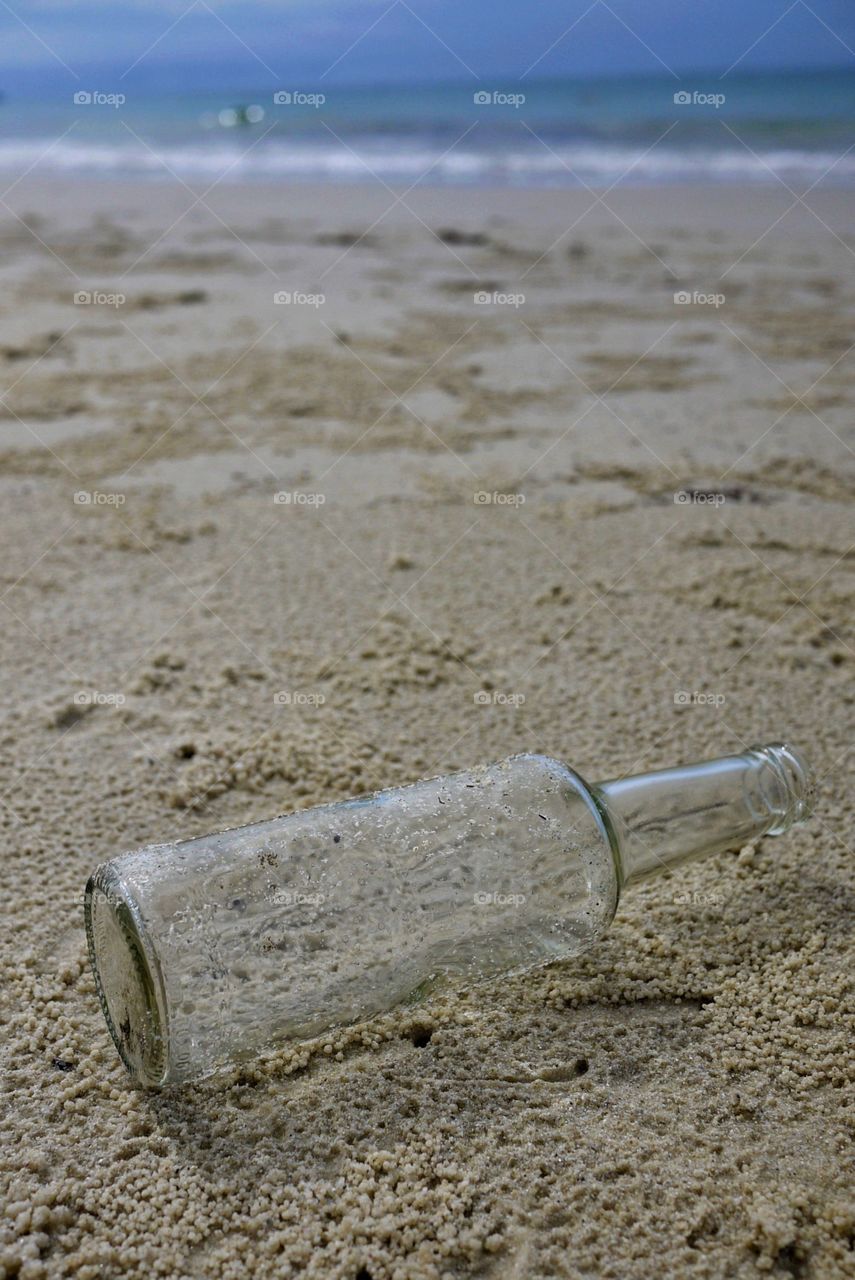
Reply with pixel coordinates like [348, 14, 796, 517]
[1, 177, 853, 1278]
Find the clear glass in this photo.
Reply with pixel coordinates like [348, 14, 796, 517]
[84, 742, 814, 1086]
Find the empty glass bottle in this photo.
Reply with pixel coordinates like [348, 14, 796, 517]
[85, 742, 814, 1086]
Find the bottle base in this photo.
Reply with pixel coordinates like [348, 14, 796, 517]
[84, 868, 169, 1087]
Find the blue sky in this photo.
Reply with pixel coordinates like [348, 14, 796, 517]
[1, 0, 854, 90]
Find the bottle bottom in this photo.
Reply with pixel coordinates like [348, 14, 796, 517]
[85, 870, 168, 1087]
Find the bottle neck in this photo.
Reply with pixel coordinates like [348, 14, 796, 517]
[593, 742, 814, 890]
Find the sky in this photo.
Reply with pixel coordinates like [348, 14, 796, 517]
[0, 0, 853, 92]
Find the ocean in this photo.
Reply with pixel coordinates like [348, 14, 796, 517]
[1, 68, 853, 189]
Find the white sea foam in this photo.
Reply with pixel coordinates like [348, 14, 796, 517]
[0, 137, 853, 187]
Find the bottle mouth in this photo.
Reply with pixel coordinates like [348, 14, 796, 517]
[749, 742, 816, 835]
[84, 867, 168, 1087]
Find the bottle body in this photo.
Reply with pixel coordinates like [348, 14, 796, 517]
[86, 754, 618, 1086]
[85, 742, 813, 1087]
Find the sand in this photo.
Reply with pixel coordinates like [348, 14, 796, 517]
[0, 178, 853, 1279]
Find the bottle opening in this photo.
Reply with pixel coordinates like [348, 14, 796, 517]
[749, 742, 816, 835]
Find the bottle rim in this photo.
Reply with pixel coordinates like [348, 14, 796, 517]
[749, 741, 816, 835]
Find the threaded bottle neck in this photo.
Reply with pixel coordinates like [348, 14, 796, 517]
[747, 743, 815, 834]
[593, 742, 815, 890]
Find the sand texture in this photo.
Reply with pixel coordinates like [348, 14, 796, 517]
[0, 181, 853, 1279]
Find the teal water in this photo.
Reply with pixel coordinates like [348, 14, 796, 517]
[1, 68, 853, 187]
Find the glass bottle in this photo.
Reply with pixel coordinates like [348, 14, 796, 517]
[84, 742, 814, 1086]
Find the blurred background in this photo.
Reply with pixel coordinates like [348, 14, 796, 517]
[0, 0, 853, 188]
